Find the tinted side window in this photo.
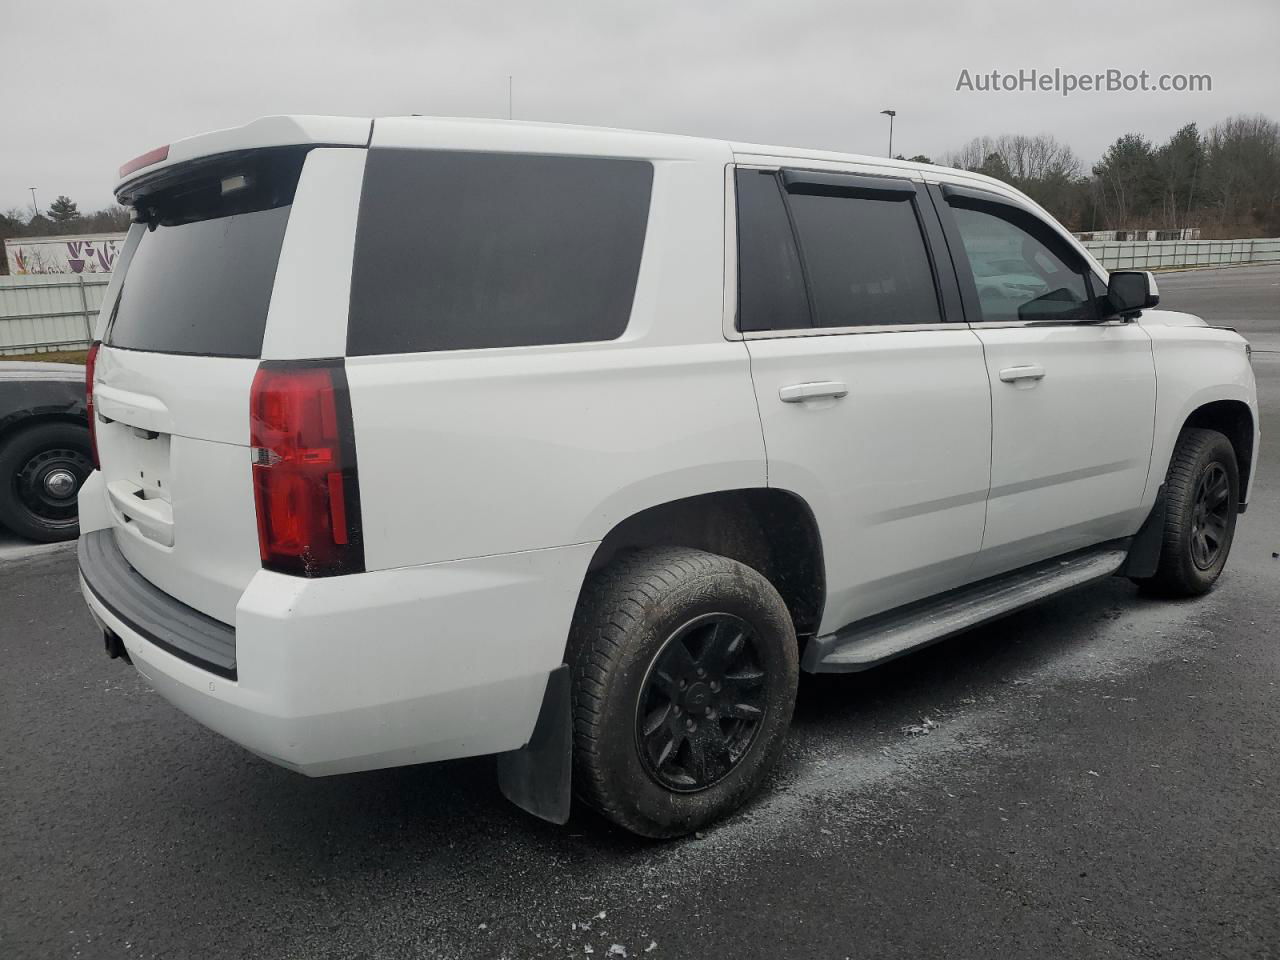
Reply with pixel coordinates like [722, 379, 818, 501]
[785, 190, 941, 327]
[949, 203, 1096, 323]
[348, 150, 653, 355]
[735, 170, 810, 332]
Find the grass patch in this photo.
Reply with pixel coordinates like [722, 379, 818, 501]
[0, 349, 89, 365]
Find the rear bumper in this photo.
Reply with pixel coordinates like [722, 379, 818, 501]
[79, 529, 596, 776]
[80, 531, 237, 678]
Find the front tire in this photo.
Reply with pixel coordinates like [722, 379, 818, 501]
[569, 547, 799, 838]
[0, 421, 93, 542]
[1135, 427, 1239, 597]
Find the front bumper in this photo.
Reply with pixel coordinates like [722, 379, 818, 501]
[79, 529, 596, 776]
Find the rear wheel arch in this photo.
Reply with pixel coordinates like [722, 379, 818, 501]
[1179, 400, 1254, 502]
[0, 411, 88, 449]
[580, 488, 827, 643]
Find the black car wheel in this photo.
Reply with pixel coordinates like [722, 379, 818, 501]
[1133, 427, 1240, 597]
[0, 421, 93, 542]
[569, 547, 799, 838]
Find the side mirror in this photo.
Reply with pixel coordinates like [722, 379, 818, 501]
[1106, 270, 1160, 318]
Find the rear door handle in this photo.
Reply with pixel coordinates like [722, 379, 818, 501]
[998, 364, 1046, 383]
[779, 381, 849, 403]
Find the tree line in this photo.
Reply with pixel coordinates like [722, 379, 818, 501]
[933, 113, 1280, 236]
[2, 197, 132, 240]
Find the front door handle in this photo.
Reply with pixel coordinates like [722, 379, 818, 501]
[779, 381, 849, 403]
[998, 364, 1046, 383]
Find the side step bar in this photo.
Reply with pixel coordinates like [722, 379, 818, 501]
[803, 543, 1130, 673]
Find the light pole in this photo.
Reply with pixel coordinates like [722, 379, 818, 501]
[880, 110, 896, 158]
[28, 186, 39, 218]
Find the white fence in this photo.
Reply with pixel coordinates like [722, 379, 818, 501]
[0, 274, 110, 356]
[1082, 236, 1280, 270]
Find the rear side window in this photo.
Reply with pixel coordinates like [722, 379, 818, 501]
[735, 170, 810, 332]
[107, 148, 304, 358]
[347, 150, 653, 355]
[785, 188, 941, 328]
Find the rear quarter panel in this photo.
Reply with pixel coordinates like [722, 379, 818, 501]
[344, 141, 768, 570]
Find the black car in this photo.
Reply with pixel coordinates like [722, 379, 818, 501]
[0, 361, 91, 542]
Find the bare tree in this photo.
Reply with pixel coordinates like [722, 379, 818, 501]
[940, 133, 1087, 226]
[1205, 114, 1280, 231]
[941, 134, 1080, 182]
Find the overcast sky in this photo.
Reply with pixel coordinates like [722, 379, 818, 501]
[4, 0, 1277, 215]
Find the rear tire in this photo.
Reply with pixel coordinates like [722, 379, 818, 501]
[569, 547, 798, 838]
[0, 421, 92, 543]
[1133, 427, 1239, 597]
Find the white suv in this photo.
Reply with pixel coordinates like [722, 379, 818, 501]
[79, 116, 1259, 837]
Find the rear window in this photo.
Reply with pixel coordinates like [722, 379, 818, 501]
[106, 148, 305, 358]
[735, 170, 810, 332]
[347, 149, 653, 355]
[785, 190, 941, 328]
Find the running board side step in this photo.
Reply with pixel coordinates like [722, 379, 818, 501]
[803, 544, 1130, 673]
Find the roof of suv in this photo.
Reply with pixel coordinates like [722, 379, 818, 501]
[115, 114, 1016, 199]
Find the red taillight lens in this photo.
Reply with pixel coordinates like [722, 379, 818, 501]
[85, 341, 101, 469]
[250, 361, 364, 577]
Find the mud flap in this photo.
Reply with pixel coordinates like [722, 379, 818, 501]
[496, 664, 572, 825]
[1119, 484, 1167, 579]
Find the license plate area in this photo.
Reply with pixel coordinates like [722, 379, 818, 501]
[102, 422, 172, 498]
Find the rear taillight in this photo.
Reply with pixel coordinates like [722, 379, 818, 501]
[85, 341, 101, 468]
[249, 360, 364, 577]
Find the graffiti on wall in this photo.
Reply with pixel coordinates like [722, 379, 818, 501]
[5, 236, 125, 275]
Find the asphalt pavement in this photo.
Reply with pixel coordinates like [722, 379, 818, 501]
[1, 264, 1277, 959]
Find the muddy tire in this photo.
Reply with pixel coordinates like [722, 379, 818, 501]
[569, 547, 798, 838]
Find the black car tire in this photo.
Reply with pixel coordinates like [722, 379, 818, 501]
[569, 547, 799, 838]
[1132, 427, 1239, 597]
[0, 421, 93, 543]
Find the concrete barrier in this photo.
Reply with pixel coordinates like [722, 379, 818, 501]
[1082, 237, 1280, 271]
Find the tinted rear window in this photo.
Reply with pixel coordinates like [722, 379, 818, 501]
[106, 148, 303, 358]
[735, 170, 810, 332]
[347, 150, 653, 355]
[786, 190, 941, 327]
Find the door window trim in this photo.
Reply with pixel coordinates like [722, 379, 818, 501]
[728, 164, 966, 340]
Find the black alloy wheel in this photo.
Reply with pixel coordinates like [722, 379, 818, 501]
[1132, 427, 1240, 597]
[1189, 462, 1231, 570]
[570, 547, 799, 838]
[635, 612, 768, 792]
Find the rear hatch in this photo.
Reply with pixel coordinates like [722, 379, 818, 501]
[95, 146, 315, 624]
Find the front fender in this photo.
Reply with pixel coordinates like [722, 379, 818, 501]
[1144, 326, 1258, 505]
